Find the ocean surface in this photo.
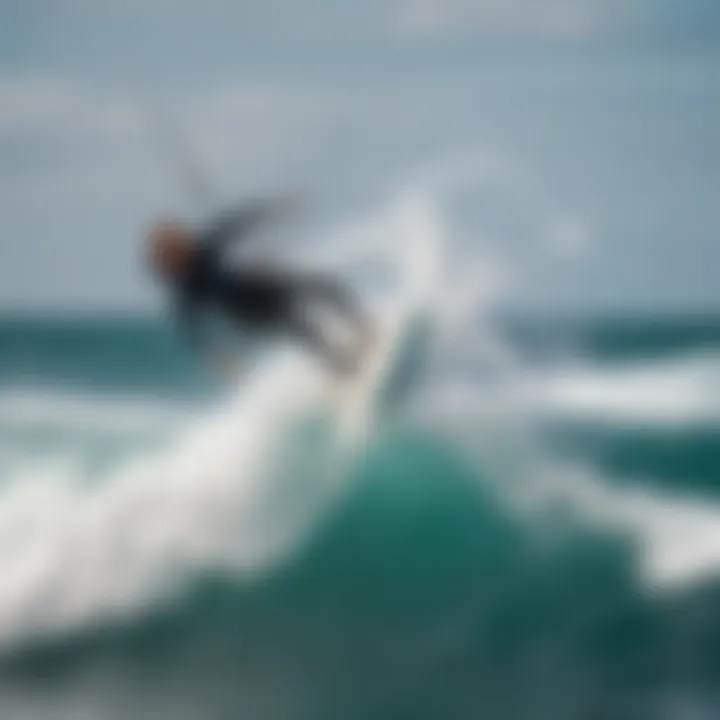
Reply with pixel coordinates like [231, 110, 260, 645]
[0, 193, 719, 720]
[0, 311, 718, 720]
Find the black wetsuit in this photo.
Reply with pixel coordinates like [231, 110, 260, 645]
[175, 201, 365, 371]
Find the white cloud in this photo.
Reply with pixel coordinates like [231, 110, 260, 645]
[0, 77, 144, 138]
[0, 75, 398, 207]
[391, 0, 626, 41]
[0, 78, 75, 126]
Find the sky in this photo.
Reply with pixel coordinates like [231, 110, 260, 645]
[0, 0, 718, 315]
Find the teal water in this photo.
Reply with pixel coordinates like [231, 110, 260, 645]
[0, 317, 719, 719]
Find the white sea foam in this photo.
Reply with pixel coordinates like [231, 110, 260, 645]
[0, 188, 437, 652]
[0, 390, 193, 436]
[523, 460, 720, 590]
[538, 353, 720, 427]
[0, 351, 339, 649]
[386, 161, 720, 594]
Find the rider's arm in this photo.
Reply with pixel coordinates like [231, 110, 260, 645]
[199, 195, 299, 254]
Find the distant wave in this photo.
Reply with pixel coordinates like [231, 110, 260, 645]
[538, 352, 720, 427]
[0, 389, 193, 436]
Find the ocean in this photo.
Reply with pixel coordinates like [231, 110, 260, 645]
[0, 197, 719, 719]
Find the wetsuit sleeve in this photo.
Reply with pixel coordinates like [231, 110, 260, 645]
[200, 198, 287, 254]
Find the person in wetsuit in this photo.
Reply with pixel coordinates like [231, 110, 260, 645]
[147, 197, 374, 376]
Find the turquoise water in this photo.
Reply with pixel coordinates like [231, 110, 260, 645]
[0, 316, 719, 719]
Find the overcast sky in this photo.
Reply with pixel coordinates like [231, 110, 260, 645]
[0, 0, 718, 315]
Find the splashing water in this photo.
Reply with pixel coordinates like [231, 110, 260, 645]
[0, 184, 450, 651]
[0, 158, 718, 680]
